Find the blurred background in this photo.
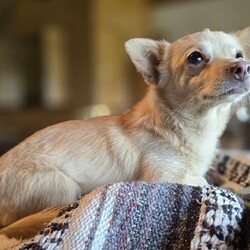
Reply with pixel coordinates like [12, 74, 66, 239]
[0, 0, 249, 155]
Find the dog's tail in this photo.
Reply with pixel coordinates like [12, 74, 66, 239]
[0, 205, 65, 242]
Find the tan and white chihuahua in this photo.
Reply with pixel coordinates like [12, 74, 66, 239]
[0, 28, 250, 233]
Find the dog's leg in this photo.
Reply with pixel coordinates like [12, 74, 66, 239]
[182, 175, 209, 187]
[0, 206, 64, 240]
[0, 166, 81, 227]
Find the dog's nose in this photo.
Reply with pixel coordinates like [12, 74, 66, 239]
[229, 61, 250, 82]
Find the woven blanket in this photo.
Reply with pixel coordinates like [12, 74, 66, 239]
[15, 153, 250, 249]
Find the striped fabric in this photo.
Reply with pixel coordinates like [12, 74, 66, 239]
[20, 153, 250, 250]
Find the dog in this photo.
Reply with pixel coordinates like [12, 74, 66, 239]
[0, 27, 250, 235]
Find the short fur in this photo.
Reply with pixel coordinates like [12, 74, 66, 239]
[0, 28, 250, 233]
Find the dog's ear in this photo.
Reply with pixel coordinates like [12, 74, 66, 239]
[125, 38, 170, 84]
[236, 27, 250, 59]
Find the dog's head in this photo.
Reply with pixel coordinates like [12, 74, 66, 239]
[126, 28, 250, 110]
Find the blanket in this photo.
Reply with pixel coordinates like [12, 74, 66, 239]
[14, 153, 250, 249]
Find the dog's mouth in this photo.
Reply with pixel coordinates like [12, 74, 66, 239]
[204, 86, 249, 99]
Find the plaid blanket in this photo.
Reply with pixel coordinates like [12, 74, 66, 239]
[15, 153, 250, 249]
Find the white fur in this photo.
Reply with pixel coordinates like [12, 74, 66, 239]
[0, 28, 250, 232]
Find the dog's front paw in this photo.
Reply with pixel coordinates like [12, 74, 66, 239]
[182, 175, 209, 187]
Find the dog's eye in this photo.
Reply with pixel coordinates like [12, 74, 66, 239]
[236, 52, 243, 60]
[187, 52, 203, 65]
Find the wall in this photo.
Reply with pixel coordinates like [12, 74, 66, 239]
[153, 0, 250, 41]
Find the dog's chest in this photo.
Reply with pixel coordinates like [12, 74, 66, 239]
[179, 106, 231, 175]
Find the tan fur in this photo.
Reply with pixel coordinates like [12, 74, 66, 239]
[0, 206, 64, 239]
[0, 235, 21, 250]
[0, 28, 250, 239]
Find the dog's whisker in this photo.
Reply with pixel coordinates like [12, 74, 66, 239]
[163, 86, 204, 123]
